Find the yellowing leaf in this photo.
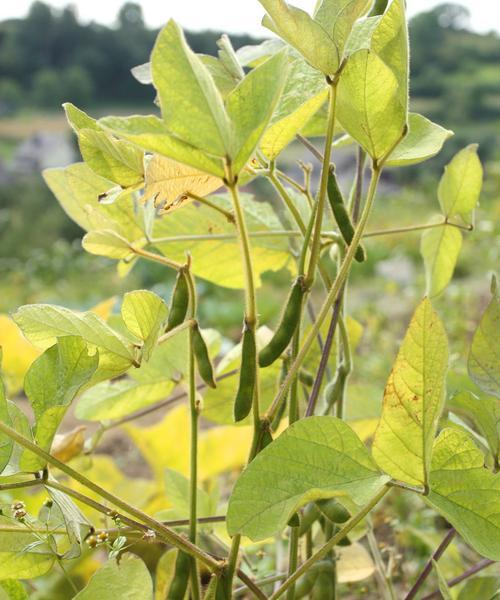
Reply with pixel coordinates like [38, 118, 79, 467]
[0, 315, 39, 394]
[99, 115, 225, 177]
[144, 155, 221, 210]
[90, 297, 117, 322]
[259, 0, 339, 75]
[337, 49, 405, 160]
[438, 144, 483, 223]
[152, 20, 231, 157]
[421, 224, 463, 297]
[314, 0, 372, 55]
[372, 298, 449, 488]
[425, 428, 500, 560]
[336, 542, 375, 583]
[52, 426, 86, 463]
[468, 281, 500, 398]
[82, 229, 134, 260]
[0, 520, 55, 580]
[386, 113, 453, 167]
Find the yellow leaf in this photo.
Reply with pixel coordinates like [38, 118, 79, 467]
[90, 297, 117, 322]
[124, 405, 252, 482]
[52, 426, 86, 463]
[0, 315, 40, 394]
[144, 154, 221, 211]
[337, 542, 375, 583]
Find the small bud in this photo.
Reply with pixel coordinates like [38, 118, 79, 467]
[97, 531, 109, 543]
[143, 529, 156, 542]
[86, 535, 98, 549]
[12, 501, 25, 511]
[14, 509, 27, 521]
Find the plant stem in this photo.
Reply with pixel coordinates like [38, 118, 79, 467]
[420, 558, 495, 600]
[267, 170, 307, 235]
[0, 421, 221, 573]
[305, 82, 337, 287]
[404, 528, 457, 600]
[269, 486, 391, 600]
[0, 478, 42, 491]
[367, 526, 396, 600]
[363, 220, 472, 239]
[156, 318, 196, 344]
[185, 192, 235, 223]
[296, 134, 324, 163]
[265, 167, 382, 423]
[131, 246, 184, 271]
[286, 526, 300, 600]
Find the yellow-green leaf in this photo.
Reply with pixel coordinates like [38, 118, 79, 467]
[82, 229, 134, 260]
[121, 290, 168, 361]
[0, 374, 13, 474]
[99, 115, 225, 177]
[314, 0, 372, 55]
[372, 298, 449, 488]
[259, 0, 339, 75]
[0, 521, 55, 580]
[438, 144, 483, 223]
[421, 224, 463, 297]
[227, 416, 389, 541]
[425, 428, 500, 560]
[152, 20, 231, 157]
[386, 113, 453, 167]
[337, 49, 405, 160]
[468, 281, 500, 398]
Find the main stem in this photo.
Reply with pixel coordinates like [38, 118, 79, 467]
[266, 167, 382, 422]
[225, 176, 261, 596]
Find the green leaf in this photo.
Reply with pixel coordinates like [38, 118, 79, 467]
[121, 290, 168, 361]
[421, 224, 463, 298]
[99, 115, 225, 178]
[468, 281, 500, 398]
[203, 327, 282, 425]
[438, 145, 483, 223]
[0, 518, 55, 580]
[1, 402, 32, 477]
[314, 0, 372, 55]
[63, 102, 100, 132]
[457, 577, 500, 600]
[163, 468, 214, 519]
[78, 129, 144, 187]
[227, 416, 389, 541]
[260, 52, 328, 159]
[20, 336, 98, 471]
[74, 554, 153, 599]
[154, 549, 178, 600]
[372, 298, 449, 488]
[82, 229, 134, 260]
[152, 20, 231, 157]
[43, 163, 145, 241]
[12, 304, 136, 383]
[226, 50, 288, 171]
[448, 391, 500, 470]
[0, 580, 29, 600]
[336, 49, 405, 160]
[46, 483, 92, 559]
[432, 559, 453, 600]
[259, 0, 339, 75]
[152, 194, 295, 289]
[425, 428, 500, 561]
[76, 379, 173, 422]
[386, 113, 453, 167]
[0, 374, 13, 474]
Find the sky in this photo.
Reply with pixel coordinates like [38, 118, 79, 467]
[0, 1, 497, 36]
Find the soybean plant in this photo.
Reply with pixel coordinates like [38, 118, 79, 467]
[0, 1, 498, 599]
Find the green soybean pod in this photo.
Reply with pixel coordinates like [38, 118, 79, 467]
[165, 268, 189, 332]
[298, 502, 321, 537]
[234, 322, 256, 422]
[294, 569, 319, 599]
[168, 551, 191, 600]
[192, 323, 216, 388]
[327, 166, 366, 263]
[316, 498, 350, 524]
[298, 368, 315, 387]
[258, 276, 305, 368]
[311, 568, 336, 600]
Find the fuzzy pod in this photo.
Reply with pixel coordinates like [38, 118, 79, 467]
[327, 166, 366, 263]
[258, 276, 306, 368]
[298, 368, 315, 387]
[165, 268, 189, 332]
[298, 502, 321, 537]
[234, 322, 257, 422]
[192, 323, 216, 388]
[295, 561, 334, 599]
[168, 551, 191, 600]
[311, 567, 336, 600]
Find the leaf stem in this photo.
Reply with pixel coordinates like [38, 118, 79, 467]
[0, 421, 222, 573]
[305, 82, 338, 288]
[185, 192, 235, 224]
[131, 246, 184, 271]
[420, 558, 495, 600]
[404, 528, 457, 600]
[364, 220, 473, 239]
[265, 167, 382, 423]
[269, 486, 391, 600]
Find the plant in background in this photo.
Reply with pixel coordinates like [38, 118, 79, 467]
[0, 1, 498, 599]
